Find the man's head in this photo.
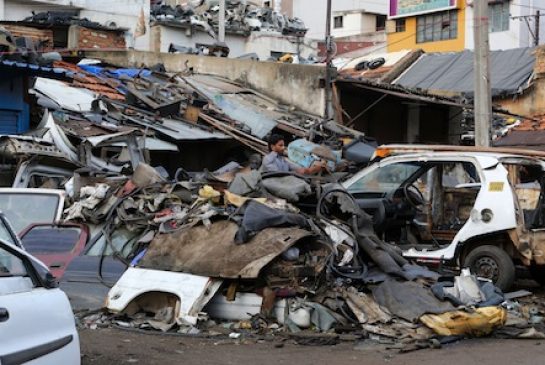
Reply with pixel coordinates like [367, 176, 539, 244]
[268, 134, 286, 154]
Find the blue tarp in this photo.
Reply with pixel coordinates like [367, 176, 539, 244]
[79, 65, 152, 79]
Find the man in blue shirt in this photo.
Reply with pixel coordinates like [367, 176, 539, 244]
[261, 134, 324, 174]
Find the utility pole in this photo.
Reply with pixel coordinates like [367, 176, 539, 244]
[324, 0, 333, 120]
[473, 0, 492, 147]
[218, 0, 225, 43]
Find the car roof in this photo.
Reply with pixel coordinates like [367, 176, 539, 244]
[377, 144, 545, 161]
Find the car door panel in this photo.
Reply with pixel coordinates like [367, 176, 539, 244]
[0, 287, 80, 365]
[0, 243, 80, 365]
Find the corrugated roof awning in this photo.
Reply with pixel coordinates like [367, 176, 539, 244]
[0, 60, 75, 80]
[394, 47, 535, 98]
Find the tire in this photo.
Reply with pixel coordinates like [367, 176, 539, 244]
[464, 245, 515, 291]
[368, 57, 386, 69]
[355, 61, 368, 71]
[529, 265, 545, 286]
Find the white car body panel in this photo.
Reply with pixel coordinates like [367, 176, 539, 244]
[0, 243, 80, 365]
[107, 267, 222, 326]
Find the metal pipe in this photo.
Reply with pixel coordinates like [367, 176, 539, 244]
[324, 0, 333, 121]
[219, 0, 226, 43]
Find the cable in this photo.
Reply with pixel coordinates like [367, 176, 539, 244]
[511, 2, 545, 12]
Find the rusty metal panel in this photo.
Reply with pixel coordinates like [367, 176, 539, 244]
[140, 220, 312, 279]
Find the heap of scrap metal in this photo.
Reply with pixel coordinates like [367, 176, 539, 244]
[1, 58, 368, 190]
[151, 0, 307, 39]
[68, 162, 523, 352]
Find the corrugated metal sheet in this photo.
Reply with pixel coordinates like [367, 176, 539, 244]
[0, 60, 75, 79]
[394, 47, 535, 97]
[184, 75, 281, 139]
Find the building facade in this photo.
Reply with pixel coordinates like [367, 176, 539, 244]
[388, 0, 545, 52]
[284, 0, 388, 40]
[0, 0, 150, 50]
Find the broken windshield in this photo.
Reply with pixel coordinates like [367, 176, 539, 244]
[0, 193, 60, 233]
[347, 162, 422, 195]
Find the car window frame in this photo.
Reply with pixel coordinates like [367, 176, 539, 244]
[0, 240, 44, 288]
[20, 225, 84, 255]
[0, 191, 63, 234]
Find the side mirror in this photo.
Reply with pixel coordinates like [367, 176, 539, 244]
[30, 260, 58, 289]
[44, 272, 58, 289]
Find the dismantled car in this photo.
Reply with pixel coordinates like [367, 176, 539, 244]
[343, 145, 545, 290]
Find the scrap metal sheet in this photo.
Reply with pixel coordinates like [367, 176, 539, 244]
[185, 75, 280, 138]
[140, 220, 312, 279]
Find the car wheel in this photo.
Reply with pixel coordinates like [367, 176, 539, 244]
[464, 245, 515, 291]
[529, 265, 545, 286]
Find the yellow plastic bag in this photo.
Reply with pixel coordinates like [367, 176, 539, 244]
[224, 190, 267, 208]
[420, 307, 507, 337]
[198, 185, 221, 203]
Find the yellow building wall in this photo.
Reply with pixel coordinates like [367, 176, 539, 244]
[387, 2, 466, 53]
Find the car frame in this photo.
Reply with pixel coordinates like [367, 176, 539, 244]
[342, 144, 545, 290]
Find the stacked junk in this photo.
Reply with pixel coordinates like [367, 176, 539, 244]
[152, 0, 308, 38]
[73, 161, 545, 352]
[0, 38, 542, 352]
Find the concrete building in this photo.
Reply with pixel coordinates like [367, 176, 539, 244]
[0, 0, 150, 50]
[388, 0, 545, 52]
[282, 0, 388, 41]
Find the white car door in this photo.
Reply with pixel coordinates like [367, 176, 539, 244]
[0, 242, 80, 365]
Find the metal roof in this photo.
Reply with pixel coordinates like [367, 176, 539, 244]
[394, 47, 536, 98]
[0, 60, 75, 80]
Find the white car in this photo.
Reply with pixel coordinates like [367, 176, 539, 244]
[343, 144, 545, 290]
[0, 239, 80, 365]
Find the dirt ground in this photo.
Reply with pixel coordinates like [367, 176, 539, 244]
[80, 327, 545, 365]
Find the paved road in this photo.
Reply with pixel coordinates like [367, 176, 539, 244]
[80, 328, 545, 365]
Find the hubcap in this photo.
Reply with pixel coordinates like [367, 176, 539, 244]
[473, 256, 499, 282]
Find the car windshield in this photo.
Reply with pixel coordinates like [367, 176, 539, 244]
[22, 226, 81, 254]
[0, 193, 60, 233]
[347, 162, 422, 194]
[86, 228, 139, 258]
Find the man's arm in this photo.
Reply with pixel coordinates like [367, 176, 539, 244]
[261, 153, 281, 173]
[291, 160, 326, 175]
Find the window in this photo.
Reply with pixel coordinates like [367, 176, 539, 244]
[86, 229, 139, 258]
[396, 19, 406, 32]
[264, 1, 271, 8]
[416, 10, 458, 43]
[0, 218, 16, 246]
[376, 15, 386, 31]
[22, 226, 81, 254]
[489, 1, 509, 32]
[0, 246, 27, 278]
[347, 162, 422, 194]
[0, 193, 60, 233]
[334, 15, 344, 29]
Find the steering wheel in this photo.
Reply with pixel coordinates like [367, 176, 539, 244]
[403, 183, 425, 208]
